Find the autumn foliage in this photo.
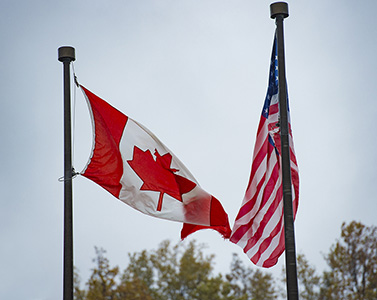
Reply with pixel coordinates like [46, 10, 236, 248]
[74, 221, 377, 300]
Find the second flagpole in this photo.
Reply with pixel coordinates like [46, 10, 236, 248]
[270, 2, 299, 300]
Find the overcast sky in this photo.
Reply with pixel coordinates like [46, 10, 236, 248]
[1, 0, 377, 299]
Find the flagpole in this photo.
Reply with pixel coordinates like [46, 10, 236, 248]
[58, 46, 76, 300]
[270, 2, 299, 300]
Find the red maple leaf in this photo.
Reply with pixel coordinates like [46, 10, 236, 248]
[127, 146, 196, 211]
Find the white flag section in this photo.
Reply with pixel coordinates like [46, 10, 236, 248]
[80, 85, 231, 239]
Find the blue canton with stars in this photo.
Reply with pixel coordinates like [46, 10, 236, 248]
[262, 34, 279, 119]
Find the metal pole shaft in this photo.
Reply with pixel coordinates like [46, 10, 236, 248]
[58, 46, 75, 300]
[270, 3, 299, 300]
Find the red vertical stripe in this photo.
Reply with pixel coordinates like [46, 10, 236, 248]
[80, 86, 128, 197]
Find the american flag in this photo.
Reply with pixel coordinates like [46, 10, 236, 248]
[230, 34, 299, 268]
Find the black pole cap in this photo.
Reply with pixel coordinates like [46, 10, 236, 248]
[58, 46, 76, 62]
[270, 2, 289, 19]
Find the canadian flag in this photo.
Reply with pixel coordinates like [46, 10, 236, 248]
[80, 85, 231, 239]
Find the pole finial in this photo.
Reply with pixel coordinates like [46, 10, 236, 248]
[58, 46, 76, 62]
[270, 2, 289, 19]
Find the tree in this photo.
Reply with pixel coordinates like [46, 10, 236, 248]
[226, 253, 277, 300]
[320, 221, 377, 300]
[248, 269, 277, 300]
[85, 247, 119, 300]
[149, 239, 224, 300]
[116, 239, 224, 300]
[296, 254, 320, 300]
[116, 249, 155, 300]
[74, 267, 86, 300]
[76, 240, 279, 300]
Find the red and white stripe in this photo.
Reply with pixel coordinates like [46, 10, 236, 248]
[230, 93, 299, 268]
